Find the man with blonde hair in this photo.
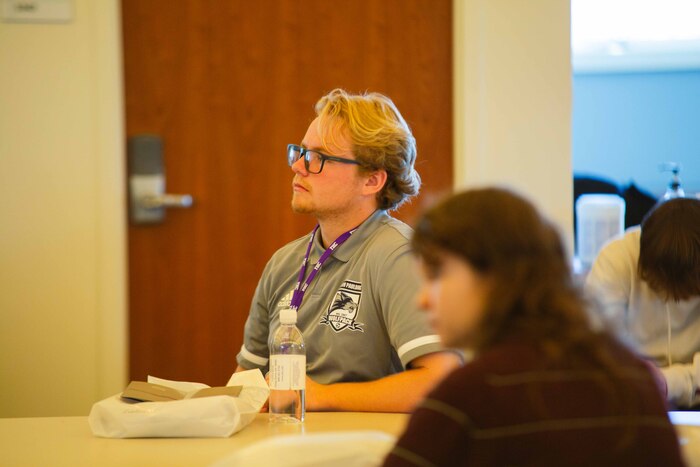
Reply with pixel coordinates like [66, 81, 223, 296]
[236, 89, 461, 412]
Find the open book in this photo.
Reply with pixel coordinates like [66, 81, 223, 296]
[122, 381, 243, 402]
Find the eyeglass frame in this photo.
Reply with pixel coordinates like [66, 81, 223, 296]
[287, 144, 362, 174]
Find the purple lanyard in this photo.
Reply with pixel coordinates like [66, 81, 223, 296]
[290, 224, 357, 310]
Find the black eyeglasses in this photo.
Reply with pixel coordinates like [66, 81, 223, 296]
[287, 144, 361, 174]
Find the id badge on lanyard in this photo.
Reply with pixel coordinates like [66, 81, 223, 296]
[289, 225, 357, 311]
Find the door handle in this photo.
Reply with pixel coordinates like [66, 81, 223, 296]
[128, 135, 194, 224]
[138, 194, 194, 209]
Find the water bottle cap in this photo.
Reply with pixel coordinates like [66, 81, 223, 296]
[279, 308, 297, 325]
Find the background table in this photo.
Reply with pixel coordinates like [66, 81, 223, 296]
[1, 411, 697, 466]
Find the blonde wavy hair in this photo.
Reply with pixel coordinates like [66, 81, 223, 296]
[314, 88, 420, 211]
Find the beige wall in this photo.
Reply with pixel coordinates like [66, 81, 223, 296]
[0, 0, 126, 416]
[0, 0, 571, 417]
[454, 0, 573, 249]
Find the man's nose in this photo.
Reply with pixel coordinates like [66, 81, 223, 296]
[291, 156, 308, 175]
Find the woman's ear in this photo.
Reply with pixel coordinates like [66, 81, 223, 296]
[363, 169, 388, 196]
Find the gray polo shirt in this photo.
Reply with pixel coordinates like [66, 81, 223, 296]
[236, 210, 444, 384]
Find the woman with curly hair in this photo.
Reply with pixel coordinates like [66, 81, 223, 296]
[384, 188, 683, 466]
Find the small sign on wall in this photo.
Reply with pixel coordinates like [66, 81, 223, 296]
[1, 0, 73, 23]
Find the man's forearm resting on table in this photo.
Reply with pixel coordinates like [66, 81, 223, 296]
[237, 351, 461, 413]
[309, 352, 461, 413]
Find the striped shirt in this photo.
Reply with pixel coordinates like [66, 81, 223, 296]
[384, 337, 684, 466]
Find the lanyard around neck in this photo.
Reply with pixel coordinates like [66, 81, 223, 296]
[290, 225, 357, 310]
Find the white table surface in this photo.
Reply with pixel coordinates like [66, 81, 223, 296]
[0, 412, 407, 467]
[0, 411, 697, 466]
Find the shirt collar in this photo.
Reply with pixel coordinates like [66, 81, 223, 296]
[311, 210, 389, 263]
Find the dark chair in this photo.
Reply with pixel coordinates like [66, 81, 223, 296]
[621, 182, 657, 228]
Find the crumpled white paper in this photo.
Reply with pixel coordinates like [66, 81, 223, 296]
[209, 431, 397, 467]
[88, 369, 269, 438]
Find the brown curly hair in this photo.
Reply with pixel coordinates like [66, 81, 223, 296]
[314, 88, 420, 211]
[412, 187, 592, 353]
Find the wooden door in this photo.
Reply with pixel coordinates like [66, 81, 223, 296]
[123, 0, 453, 386]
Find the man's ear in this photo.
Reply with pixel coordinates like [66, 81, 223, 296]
[363, 169, 388, 196]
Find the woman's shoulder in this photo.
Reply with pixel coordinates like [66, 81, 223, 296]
[427, 342, 542, 403]
[429, 337, 654, 408]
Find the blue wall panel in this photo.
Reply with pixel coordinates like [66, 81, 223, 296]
[573, 70, 700, 198]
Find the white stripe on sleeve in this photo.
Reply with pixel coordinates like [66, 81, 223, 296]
[240, 344, 269, 366]
[397, 335, 442, 360]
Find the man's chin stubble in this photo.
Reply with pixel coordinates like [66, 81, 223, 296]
[291, 201, 313, 214]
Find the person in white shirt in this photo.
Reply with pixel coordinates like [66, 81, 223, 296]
[586, 197, 700, 408]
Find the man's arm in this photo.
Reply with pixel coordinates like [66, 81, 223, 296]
[304, 351, 461, 413]
[585, 238, 633, 333]
[659, 353, 700, 408]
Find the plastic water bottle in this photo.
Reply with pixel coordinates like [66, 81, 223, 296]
[269, 308, 306, 423]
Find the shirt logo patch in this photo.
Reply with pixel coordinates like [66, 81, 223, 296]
[320, 280, 364, 333]
[277, 289, 293, 309]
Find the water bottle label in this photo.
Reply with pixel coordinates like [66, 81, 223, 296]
[269, 355, 306, 390]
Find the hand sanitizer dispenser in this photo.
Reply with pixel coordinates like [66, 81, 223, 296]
[661, 162, 686, 201]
